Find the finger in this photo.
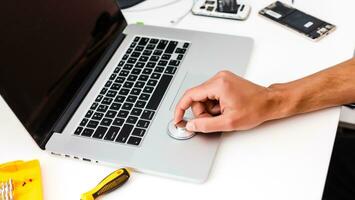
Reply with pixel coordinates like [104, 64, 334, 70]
[174, 85, 210, 123]
[205, 100, 221, 115]
[186, 115, 234, 133]
[191, 102, 212, 118]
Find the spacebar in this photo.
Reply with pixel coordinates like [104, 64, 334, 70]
[146, 74, 173, 110]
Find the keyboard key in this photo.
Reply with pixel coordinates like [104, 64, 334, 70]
[143, 86, 154, 93]
[110, 103, 121, 111]
[131, 68, 141, 75]
[165, 41, 178, 54]
[123, 81, 134, 88]
[130, 88, 141, 96]
[109, 74, 117, 80]
[127, 75, 138, 82]
[127, 136, 142, 146]
[101, 118, 113, 126]
[106, 90, 117, 98]
[138, 37, 149, 46]
[117, 110, 129, 118]
[142, 68, 153, 75]
[157, 40, 168, 49]
[119, 88, 129, 95]
[113, 118, 125, 126]
[122, 54, 129, 60]
[165, 66, 177, 74]
[130, 42, 137, 48]
[127, 95, 137, 103]
[102, 97, 113, 105]
[175, 48, 186, 54]
[104, 126, 120, 141]
[81, 128, 94, 137]
[137, 120, 150, 128]
[146, 62, 156, 68]
[91, 102, 99, 110]
[150, 55, 159, 62]
[87, 120, 99, 129]
[118, 61, 125, 66]
[135, 46, 144, 52]
[169, 60, 180, 66]
[134, 36, 140, 42]
[151, 73, 161, 79]
[127, 58, 137, 64]
[158, 60, 168, 66]
[95, 95, 103, 102]
[162, 54, 171, 60]
[105, 110, 117, 118]
[153, 49, 163, 56]
[92, 112, 104, 120]
[122, 103, 134, 110]
[142, 50, 152, 56]
[139, 56, 149, 62]
[154, 67, 164, 73]
[85, 110, 94, 118]
[97, 105, 108, 112]
[123, 64, 133, 70]
[141, 110, 155, 120]
[93, 126, 108, 139]
[126, 48, 133, 53]
[105, 80, 112, 87]
[114, 67, 120, 73]
[115, 77, 125, 83]
[132, 128, 146, 137]
[134, 81, 145, 88]
[150, 38, 159, 44]
[147, 79, 157, 86]
[115, 124, 133, 143]
[146, 75, 173, 110]
[139, 75, 149, 81]
[80, 118, 88, 126]
[139, 93, 150, 101]
[183, 42, 189, 48]
[131, 108, 142, 116]
[177, 54, 184, 60]
[131, 52, 141, 57]
[115, 95, 125, 103]
[135, 101, 146, 108]
[146, 44, 155, 50]
[127, 116, 138, 124]
[74, 127, 83, 135]
[119, 70, 129, 77]
[100, 88, 108, 95]
[135, 62, 145, 68]
[111, 83, 121, 90]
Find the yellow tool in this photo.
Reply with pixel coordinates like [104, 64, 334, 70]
[81, 168, 130, 200]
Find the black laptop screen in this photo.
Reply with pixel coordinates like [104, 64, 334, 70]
[0, 0, 127, 144]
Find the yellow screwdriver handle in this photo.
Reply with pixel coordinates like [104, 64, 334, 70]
[81, 168, 130, 200]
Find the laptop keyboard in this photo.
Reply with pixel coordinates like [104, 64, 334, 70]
[74, 36, 190, 146]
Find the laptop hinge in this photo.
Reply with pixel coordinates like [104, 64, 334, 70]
[39, 33, 126, 149]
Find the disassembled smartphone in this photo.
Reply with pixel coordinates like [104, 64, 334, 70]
[259, 1, 336, 41]
[192, 0, 251, 21]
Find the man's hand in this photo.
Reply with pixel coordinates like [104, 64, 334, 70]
[174, 71, 282, 133]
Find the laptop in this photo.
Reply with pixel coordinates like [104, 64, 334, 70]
[0, 0, 253, 182]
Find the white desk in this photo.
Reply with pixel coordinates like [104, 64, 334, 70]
[1, 0, 354, 199]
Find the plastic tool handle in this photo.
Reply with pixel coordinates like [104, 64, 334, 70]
[80, 168, 130, 200]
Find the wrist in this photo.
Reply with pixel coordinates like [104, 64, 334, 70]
[266, 83, 300, 120]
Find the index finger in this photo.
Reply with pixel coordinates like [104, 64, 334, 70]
[174, 83, 214, 123]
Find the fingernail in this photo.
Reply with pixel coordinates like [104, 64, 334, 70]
[186, 122, 195, 131]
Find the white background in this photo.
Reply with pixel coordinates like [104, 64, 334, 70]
[0, 0, 354, 199]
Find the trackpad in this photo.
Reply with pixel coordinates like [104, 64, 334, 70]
[169, 72, 210, 117]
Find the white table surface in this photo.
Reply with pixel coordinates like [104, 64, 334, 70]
[1, 0, 354, 199]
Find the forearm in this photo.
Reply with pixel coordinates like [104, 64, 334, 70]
[268, 58, 355, 120]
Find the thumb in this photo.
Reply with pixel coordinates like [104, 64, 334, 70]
[186, 115, 233, 133]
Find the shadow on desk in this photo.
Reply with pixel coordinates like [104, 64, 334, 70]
[322, 125, 355, 200]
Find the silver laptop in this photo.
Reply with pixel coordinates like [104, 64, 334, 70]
[0, 0, 253, 182]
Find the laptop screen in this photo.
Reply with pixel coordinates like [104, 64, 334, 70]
[0, 0, 127, 145]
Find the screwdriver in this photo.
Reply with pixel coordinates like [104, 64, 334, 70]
[81, 168, 130, 200]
